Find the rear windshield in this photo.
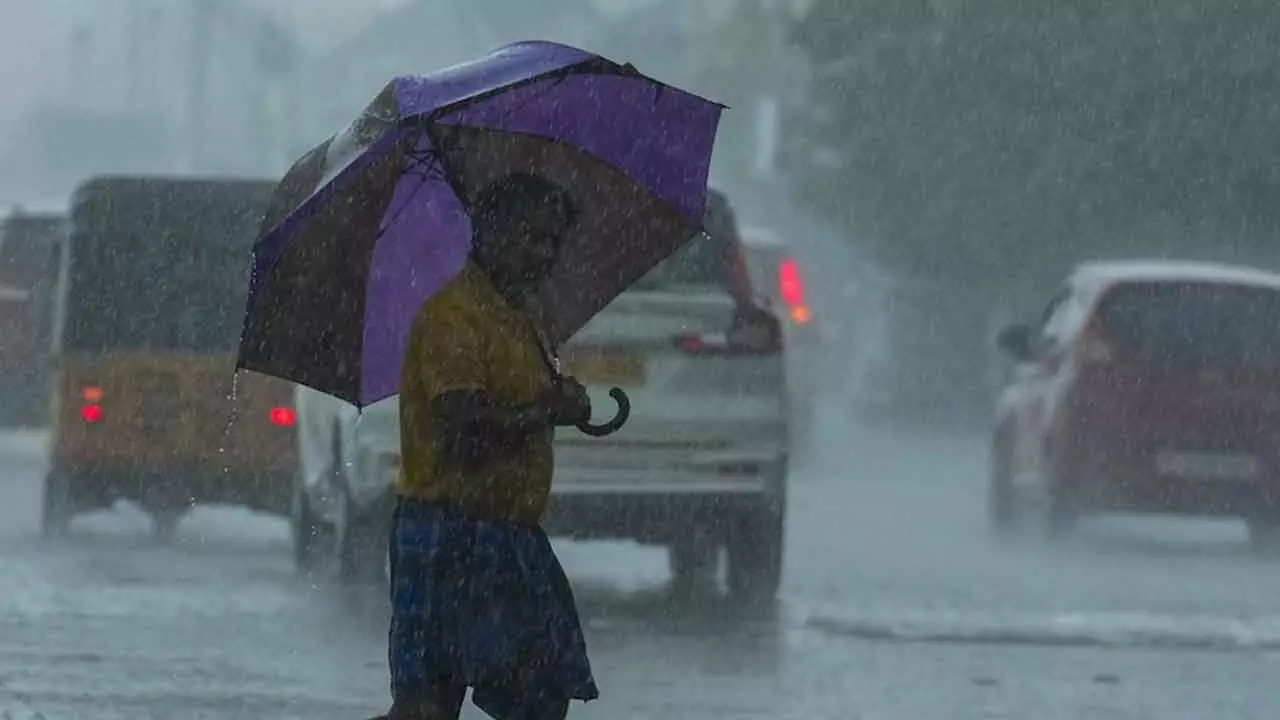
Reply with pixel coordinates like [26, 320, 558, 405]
[632, 188, 742, 292]
[1095, 281, 1280, 365]
[632, 232, 734, 290]
[65, 180, 272, 353]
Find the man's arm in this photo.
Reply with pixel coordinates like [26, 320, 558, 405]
[415, 299, 590, 466]
[430, 390, 550, 465]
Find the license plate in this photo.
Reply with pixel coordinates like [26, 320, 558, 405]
[562, 350, 646, 386]
[1156, 451, 1261, 480]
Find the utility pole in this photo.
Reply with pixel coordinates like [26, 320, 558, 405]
[187, 0, 214, 172]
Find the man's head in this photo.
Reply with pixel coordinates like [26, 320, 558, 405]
[469, 173, 579, 290]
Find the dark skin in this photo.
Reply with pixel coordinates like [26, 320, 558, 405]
[430, 195, 591, 467]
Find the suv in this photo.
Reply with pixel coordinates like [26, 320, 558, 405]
[991, 260, 1280, 549]
[292, 189, 791, 600]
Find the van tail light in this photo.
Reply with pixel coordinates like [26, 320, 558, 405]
[80, 404, 103, 423]
[80, 385, 104, 423]
[270, 406, 297, 427]
[778, 257, 812, 325]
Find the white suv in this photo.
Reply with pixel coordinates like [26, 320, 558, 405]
[290, 189, 790, 601]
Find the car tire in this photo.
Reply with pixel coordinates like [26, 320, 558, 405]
[1042, 481, 1079, 541]
[726, 502, 785, 604]
[151, 508, 185, 544]
[988, 446, 1020, 536]
[41, 471, 73, 539]
[336, 488, 387, 585]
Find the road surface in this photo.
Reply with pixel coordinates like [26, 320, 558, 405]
[1, 410, 1278, 719]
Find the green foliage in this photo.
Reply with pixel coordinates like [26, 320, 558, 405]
[788, 0, 1280, 290]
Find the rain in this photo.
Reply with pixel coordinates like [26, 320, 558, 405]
[1, 1, 1279, 718]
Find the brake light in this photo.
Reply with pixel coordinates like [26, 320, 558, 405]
[270, 407, 297, 427]
[80, 404, 103, 423]
[778, 258, 812, 325]
[82, 386, 103, 402]
[778, 258, 804, 305]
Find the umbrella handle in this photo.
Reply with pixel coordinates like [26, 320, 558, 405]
[575, 387, 630, 437]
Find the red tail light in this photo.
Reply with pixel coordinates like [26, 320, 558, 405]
[777, 258, 812, 325]
[778, 258, 804, 305]
[270, 407, 297, 427]
[80, 404, 103, 423]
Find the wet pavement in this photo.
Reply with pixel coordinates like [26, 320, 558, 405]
[1, 413, 1279, 719]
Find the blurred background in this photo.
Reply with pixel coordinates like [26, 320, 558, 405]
[5, 3, 1280, 717]
[8, 0, 1276, 429]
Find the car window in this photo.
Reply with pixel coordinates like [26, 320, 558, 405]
[1095, 281, 1280, 366]
[632, 232, 730, 290]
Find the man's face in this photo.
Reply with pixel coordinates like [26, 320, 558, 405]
[506, 200, 573, 284]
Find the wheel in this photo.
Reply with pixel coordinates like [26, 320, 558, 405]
[151, 508, 185, 544]
[1040, 466, 1080, 541]
[335, 485, 389, 585]
[41, 471, 73, 539]
[988, 446, 1021, 536]
[290, 472, 330, 574]
[1043, 491, 1079, 540]
[668, 529, 719, 596]
[726, 502, 785, 603]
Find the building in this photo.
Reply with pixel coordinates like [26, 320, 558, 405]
[1, 0, 298, 205]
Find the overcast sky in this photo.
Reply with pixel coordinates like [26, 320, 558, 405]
[0, 0, 407, 139]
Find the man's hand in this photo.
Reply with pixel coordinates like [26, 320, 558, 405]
[544, 376, 592, 427]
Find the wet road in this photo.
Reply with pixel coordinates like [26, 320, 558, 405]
[2, 410, 1279, 719]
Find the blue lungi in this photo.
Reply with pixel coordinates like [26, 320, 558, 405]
[388, 497, 599, 710]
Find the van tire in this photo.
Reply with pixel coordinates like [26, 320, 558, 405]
[290, 474, 328, 574]
[726, 502, 784, 604]
[41, 471, 73, 539]
[337, 497, 387, 585]
[668, 530, 719, 596]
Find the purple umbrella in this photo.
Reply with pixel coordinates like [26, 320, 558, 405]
[236, 41, 723, 434]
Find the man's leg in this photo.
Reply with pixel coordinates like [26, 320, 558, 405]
[471, 686, 569, 720]
[383, 500, 467, 719]
[375, 679, 466, 720]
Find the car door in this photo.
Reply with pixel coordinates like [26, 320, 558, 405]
[1007, 285, 1077, 490]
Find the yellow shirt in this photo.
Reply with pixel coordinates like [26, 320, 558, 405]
[398, 262, 555, 525]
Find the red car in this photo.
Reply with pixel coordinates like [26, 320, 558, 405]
[990, 260, 1280, 548]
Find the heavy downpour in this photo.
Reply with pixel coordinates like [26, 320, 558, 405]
[1, 1, 1279, 718]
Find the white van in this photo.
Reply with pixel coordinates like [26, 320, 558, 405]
[290, 189, 791, 601]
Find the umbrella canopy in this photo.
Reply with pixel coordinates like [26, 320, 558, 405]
[237, 41, 723, 409]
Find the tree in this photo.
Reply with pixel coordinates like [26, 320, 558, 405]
[790, 0, 1280, 287]
[785, 0, 1280, 423]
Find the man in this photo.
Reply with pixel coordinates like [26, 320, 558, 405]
[377, 173, 598, 719]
